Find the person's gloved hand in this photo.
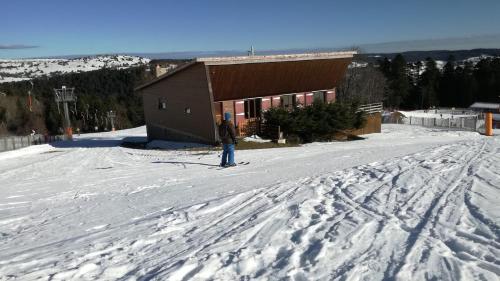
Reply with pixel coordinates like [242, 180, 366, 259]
[234, 140, 238, 145]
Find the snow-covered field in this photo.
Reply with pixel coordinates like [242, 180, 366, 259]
[0, 55, 150, 83]
[0, 125, 498, 280]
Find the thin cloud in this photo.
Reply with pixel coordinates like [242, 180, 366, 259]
[0, 44, 39, 50]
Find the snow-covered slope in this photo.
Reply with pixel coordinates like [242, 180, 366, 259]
[0, 55, 150, 83]
[0, 125, 498, 280]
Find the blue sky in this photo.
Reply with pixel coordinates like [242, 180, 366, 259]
[1, 0, 500, 58]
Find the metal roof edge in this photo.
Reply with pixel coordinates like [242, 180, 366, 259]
[195, 51, 357, 65]
[134, 60, 198, 92]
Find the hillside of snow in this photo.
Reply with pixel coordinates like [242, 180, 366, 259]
[0, 125, 498, 280]
[0, 55, 150, 83]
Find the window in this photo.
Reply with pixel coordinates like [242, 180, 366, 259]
[184, 107, 191, 114]
[158, 98, 167, 110]
[313, 91, 325, 103]
[244, 98, 262, 118]
[281, 95, 295, 109]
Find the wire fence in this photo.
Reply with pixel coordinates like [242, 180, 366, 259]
[383, 113, 485, 132]
[0, 134, 66, 153]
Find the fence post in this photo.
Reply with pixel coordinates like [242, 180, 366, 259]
[410, 116, 412, 125]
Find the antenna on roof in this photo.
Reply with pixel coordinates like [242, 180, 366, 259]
[248, 46, 255, 56]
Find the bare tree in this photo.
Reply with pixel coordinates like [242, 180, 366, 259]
[337, 63, 387, 104]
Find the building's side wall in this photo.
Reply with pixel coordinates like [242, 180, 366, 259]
[222, 101, 235, 121]
[141, 63, 217, 144]
[261, 97, 272, 111]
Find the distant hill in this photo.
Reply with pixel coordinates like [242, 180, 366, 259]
[0, 55, 150, 83]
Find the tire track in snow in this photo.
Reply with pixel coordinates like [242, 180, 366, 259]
[1, 128, 497, 280]
[389, 140, 494, 280]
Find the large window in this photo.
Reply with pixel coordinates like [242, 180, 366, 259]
[244, 98, 262, 119]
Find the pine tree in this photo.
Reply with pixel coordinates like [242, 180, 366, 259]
[419, 58, 440, 108]
[386, 54, 410, 109]
[456, 62, 477, 107]
[439, 55, 456, 107]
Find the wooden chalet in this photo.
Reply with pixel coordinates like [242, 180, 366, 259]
[135, 51, 368, 144]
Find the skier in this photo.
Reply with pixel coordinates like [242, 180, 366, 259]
[218, 112, 237, 167]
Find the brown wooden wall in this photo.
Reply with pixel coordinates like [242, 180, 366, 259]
[140, 63, 217, 144]
[207, 58, 352, 101]
[350, 112, 382, 135]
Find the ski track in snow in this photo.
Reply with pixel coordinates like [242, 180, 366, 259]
[0, 125, 498, 280]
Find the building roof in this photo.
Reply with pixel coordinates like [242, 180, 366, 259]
[208, 57, 352, 101]
[195, 51, 356, 65]
[135, 51, 356, 97]
[135, 61, 197, 91]
[469, 102, 500, 110]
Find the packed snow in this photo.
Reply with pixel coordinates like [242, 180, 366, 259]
[243, 135, 272, 143]
[0, 55, 150, 83]
[0, 125, 498, 280]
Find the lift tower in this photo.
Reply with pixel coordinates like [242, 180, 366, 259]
[107, 110, 117, 131]
[54, 86, 76, 139]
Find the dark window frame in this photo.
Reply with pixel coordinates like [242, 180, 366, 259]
[158, 98, 167, 110]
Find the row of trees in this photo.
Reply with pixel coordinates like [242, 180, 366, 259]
[0, 66, 154, 135]
[263, 101, 365, 143]
[380, 55, 500, 109]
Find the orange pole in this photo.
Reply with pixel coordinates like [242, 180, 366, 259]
[66, 127, 73, 140]
[485, 112, 493, 136]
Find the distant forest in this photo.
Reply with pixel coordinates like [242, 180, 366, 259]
[377, 55, 500, 109]
[0, 54, 499, 136]
[0, 66, 156, 136]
